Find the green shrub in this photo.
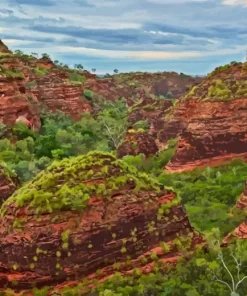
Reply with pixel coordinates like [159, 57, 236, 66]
[133, 120, 149, 131]
[69, 72, 86, 84]
[33, 66, 49, 77]
[207, 80, 232, 100]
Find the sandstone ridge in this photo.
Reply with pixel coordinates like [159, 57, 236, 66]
[0, 152, 201, 292]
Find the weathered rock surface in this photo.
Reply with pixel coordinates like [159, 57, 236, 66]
[117, 98, 183, 158]
[0, 152, 201, 292]
[117, 129, 159, 158]
[165, 62, 247, 172]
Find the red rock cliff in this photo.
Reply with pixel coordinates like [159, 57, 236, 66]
[0, 40, 201, 130]
[0, 152, 201, 292]
[165, 62, 247, 172]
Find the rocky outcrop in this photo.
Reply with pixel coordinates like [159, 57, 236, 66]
[224, 180, 247, 241]
[165, 62, 247, 172]
[0, 40, 11, 53]
[0, 165, 19, 204]
[29, 70, 92, 120]
[0, 152, 201, 292]
[0, 75, 40, 129]
[0, 41, 92, 125]
[117, 98, 183, 158]
[117, 130, 159, 158]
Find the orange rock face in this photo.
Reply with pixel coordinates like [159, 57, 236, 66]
[165, 62, 247, 172]
[166, 98, 247, 172]
[0, 152, 201, 291]
[0, 42, 92, 126]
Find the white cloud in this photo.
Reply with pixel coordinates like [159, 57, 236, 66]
[222, 0, 247, 5]
[1, 0, 247, 73]
[147, 0, 209, 2]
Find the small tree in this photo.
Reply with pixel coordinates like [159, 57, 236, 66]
[31, 52, 38, 58]
[41, 53, 50, 59]
[74, 64, 84, 70]
[97, 99, 128, 150]
[113, 69, 119, 74]
[91, 68, 96, 73]
[14, 50, 24, 56]
[196, 229, 247, 296]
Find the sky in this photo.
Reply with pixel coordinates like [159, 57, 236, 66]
[0, 0, 247, 75]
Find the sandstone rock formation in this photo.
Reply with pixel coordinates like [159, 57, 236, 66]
[117, 129, 159, 158]
[165, 62, 247, 172]
[117, 98, 183, 158]
[0, 152, 201, 292]
[0, 40, 201, 131]
[0, 40, 11, 53]
[0, 41, 91, 126]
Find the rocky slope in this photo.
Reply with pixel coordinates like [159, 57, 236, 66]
[165, 62, 247, 172]
[0, 164, 19, 204]
[0, 40, 201, 130]
[0, 152, 201, 292]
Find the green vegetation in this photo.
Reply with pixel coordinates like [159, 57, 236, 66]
[69, 72, 86, 84]
[0, 99, 127, 182]
[122, 154, 247, 236]
[235, 81, 247, 97]
[26, 237, 247, 295]
[132, 120, 149, 131]
[1, 151, 161, 214]
[184, 85, 198, 98]
[123, 138, 178, 176]
[159, 159, 247, 235]
[92, 237, 247, 296]
[207, 79, 232, 100]
[33, 66, 49, 77]
[2, 47, 247, 296]
[0, 65, 25, 78]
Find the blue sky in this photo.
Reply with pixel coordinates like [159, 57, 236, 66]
[0, 0, 247, 75]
